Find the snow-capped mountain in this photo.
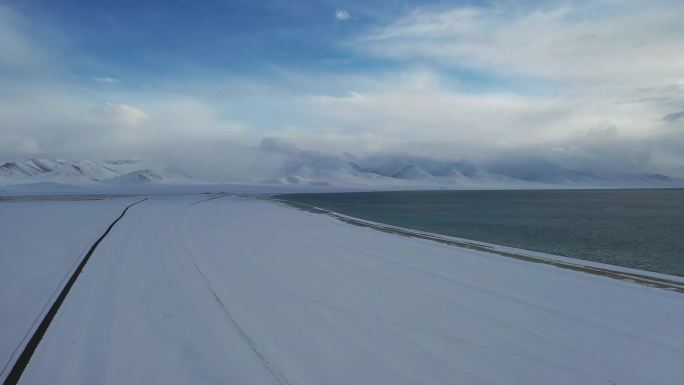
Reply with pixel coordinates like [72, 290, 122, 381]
[2, 153, 683, 191]
[255, 139, 684, 189]
[392, 164, 432, 179]
[433, 162, 479, 178]
[265, 157, 538, 189]
[0, 159, 190, 186]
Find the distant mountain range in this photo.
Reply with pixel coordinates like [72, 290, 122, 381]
[257, 141, 684, 189]
[1, 156, 683, 191]
[0, 159, 191, 186]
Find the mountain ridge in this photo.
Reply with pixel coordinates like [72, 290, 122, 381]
[1, 156, 683, 190]
[0, 159, 190, 186]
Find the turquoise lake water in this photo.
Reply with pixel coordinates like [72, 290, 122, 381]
[276, 189, 684, 277]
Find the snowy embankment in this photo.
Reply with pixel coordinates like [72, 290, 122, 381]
[2, 195, 683, 384]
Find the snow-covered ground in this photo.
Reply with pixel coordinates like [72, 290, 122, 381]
[2, 195, 683, 384]
[0, 197, 137, 380]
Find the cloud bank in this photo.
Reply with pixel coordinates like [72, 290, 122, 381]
[1, 1, 683, 179]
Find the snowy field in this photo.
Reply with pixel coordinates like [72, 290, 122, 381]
[2, 195, 683, 384]
[0, 197, 137, 380]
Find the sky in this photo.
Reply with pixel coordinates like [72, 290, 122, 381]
[1, 0, 683, 177]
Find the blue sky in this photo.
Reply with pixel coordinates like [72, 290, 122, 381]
[1, 0, 683, 176]
[2, 0, 531, 94]
[6, 0, 461, 79]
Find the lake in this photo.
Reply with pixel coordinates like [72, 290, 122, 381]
[276, 189, 684, 277]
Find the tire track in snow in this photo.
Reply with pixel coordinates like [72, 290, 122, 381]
[2, 198, 147, 385]
[180, 199, 293, 385]
[189, 193, 228, 206]
[188, 257, 293, 385]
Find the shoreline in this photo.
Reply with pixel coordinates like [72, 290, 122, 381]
[271, 198, 684, 294]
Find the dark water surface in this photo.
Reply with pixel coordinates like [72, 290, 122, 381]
[277, 189, 684, 277]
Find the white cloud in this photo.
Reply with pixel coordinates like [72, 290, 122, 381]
[0, 133, 40, 154]
[95, 103, 148, 128]
[1, 1, 683, 178]
[335, 9, 350, 21]
[360, 1, 684, 85]
[93, 76, 120, 85]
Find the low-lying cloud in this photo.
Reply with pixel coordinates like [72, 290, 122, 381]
[1, 1, 683, 179]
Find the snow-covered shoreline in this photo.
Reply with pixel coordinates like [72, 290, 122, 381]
[272, 198, 684, 288]
[2, 195, 683, 384]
